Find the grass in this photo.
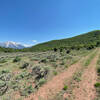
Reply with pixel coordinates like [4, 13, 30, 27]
[53, 71, 58, 75]
[13, 56, 21, 62]
[84, 50, 97, 66]
[38, 78, 46, 87]
[63, 85, 68, 90]
[94, 54, 100, 99]
[73, 71, 82, 82]
[0, 48, 93, 100]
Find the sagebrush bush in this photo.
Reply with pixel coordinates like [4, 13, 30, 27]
[40, 59, 47, 63]
[20, 63, 29, 69]
[20, 85, 34, 96]
[13, 56, 21, 62]
[38, 78, 46, 86]
[0, 59, 7, 63]
[1, 69, 9, 74]
[0, 80, 5, 87]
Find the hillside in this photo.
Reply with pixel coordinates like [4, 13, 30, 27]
[24, 30, 100, 51]
[0, 47, 18, 52]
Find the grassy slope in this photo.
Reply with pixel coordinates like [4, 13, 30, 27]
[0, 47, 19, 52]
[24, 30, 100, 51]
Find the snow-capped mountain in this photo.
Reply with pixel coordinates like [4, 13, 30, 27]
[0, 41, 25, 49]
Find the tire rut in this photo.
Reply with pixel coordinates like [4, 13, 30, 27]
[67, 52, 99, 100]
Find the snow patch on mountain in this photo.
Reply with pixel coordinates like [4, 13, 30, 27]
[0, 41, 26, 49]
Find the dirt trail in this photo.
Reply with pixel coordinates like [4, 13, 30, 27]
[24, 54, 90, 100]
[67, 52, 99, 100]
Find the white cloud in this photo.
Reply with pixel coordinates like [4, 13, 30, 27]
[32, 40, 37, 43]
[23, 44, 33, 47]
[22, 40, 38, 47]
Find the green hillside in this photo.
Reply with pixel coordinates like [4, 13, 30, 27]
[0, 47, 19, 52]
[23, 30, 100, 52]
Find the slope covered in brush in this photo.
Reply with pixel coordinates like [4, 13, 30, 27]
[0, 47, 20, 52]
[23, 30, 100, 51]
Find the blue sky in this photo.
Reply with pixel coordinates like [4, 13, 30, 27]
[0, 0, 100, 46]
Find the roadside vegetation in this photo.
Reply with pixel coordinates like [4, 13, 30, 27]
[0, 48, 93, 100]
[84, 50, 97, 66]
[94, 55, 100, 100]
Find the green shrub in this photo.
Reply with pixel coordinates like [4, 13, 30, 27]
[94, 82, 100, 88]
[66, 50, 70, 54]
[50, 57, 56, 62]
[97, 60, 100, 65]
[20, 72, 29, 79]
[0, 80, 5, 87]
[63, 85, 68, 90]
[40, 59, 47, 63]
[0, 80, 7, 96]
[97, 67, 100, 74]
[11, 81, 19, 91]
[20, 85, 34, 96]
[65, 65, 68, 68]
[60, 61, 65, 65]
[53, 71, 57, 75]
[84, 52, 96, 66]
[54, 48, 58, 52]
[73, 72, 82, 82]
[32, 65, 49, 81]
[52, 63, 58, 68]
[15, 71, 29, 80]
[13, 56, 21, 62]
[1, 69, 9, 74]
[38, 78, 46, 86]
[0, 59, 7, 63]
[20, 63, 29, 69]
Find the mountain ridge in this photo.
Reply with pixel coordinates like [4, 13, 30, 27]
[0, 41, 25, 49]
[23, 30, 100, 51]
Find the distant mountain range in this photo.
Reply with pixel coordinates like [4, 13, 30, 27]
[0, 41, 25, 49]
